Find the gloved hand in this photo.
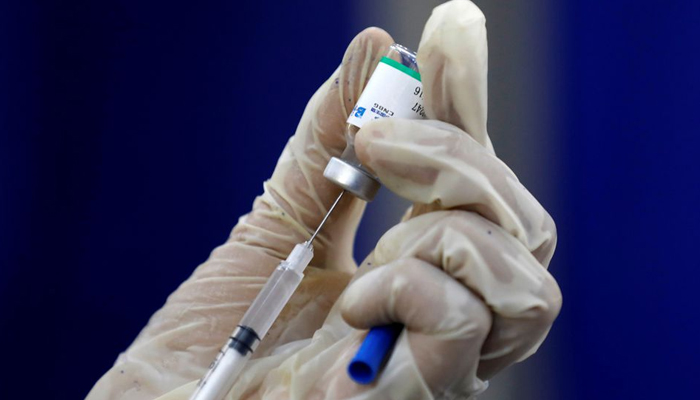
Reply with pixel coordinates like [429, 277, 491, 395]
[87, 13, 392, 400]
[87, 1, 561, 399]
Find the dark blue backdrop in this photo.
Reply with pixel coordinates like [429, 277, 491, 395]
[549, 1, 700, 398]
[0, 1, 352, 398]
[1, 1, 698, 399]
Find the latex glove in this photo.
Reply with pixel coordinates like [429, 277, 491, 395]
[87, 20, 392, 400]
[88, 1, 562, 399]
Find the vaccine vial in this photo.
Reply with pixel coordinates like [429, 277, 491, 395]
[324, 43, 425, 201]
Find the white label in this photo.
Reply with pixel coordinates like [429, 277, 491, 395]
[346, 57, 425, 128]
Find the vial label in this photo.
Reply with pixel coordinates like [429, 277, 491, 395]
[346, 57, 426, 128]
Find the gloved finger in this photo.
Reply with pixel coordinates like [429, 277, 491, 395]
[364, 210, 561, 380]
[417, 0, 492, 152]
[341, 258, 491, 397]
[256, 27, 395, 265]
[355, 118, 557, 266]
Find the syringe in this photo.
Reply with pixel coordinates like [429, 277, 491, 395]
[190, 191, 345, 400]
[190, 43, 424, 400]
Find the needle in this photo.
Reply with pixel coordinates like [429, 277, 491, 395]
[309, 190, 345, 245]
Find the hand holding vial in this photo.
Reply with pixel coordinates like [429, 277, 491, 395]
[87, 1, 561, 399]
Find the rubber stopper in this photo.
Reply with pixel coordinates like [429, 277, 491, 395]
[348, 323, 404, 385]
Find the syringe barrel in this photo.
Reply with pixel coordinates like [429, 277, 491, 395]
[190, 269, 303, 400]
[237, 242, 312, 341]
[237, 264, 304, 343]
[190, 243, 313, 400]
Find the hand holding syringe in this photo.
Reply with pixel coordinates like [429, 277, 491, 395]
[87, 6, 561, 398]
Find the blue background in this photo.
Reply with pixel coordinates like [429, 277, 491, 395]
[0, 1, 698, 399]
[549, 1, 700, 398]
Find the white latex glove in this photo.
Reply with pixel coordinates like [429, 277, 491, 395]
[87, 1, 561, 399]
[88, 17, 390, 400]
